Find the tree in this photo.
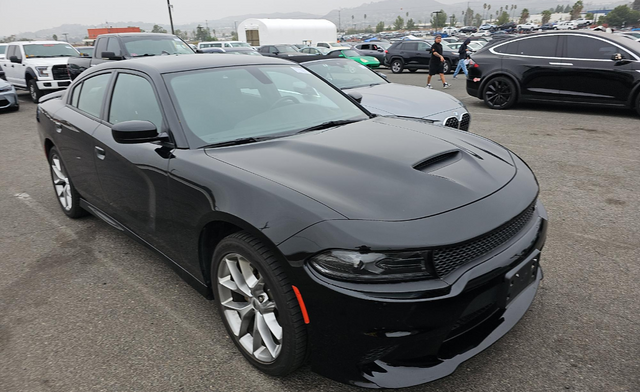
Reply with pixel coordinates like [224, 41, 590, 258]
[376, 21, 385, 33]
[570, 1, 584, 20]
[483, 3, 487, 20]
[601, 5, 640, 27]
[474, 13, 482, 26]
[555, 5, 563, 13]
[464, 7, 475, 25]
[497, 11, 510, 24]
[195, 25, 212, 41]
[633, 0, 640, 11]
[450, 15, 457, 26]
[364, 14, 367, 22]
[564, 5, 572, 13]
[52, 34, 58, 41]
[431, 11, 447, 30]
[175, 29, 188, 40]
[231, 31, 238, 40]
[152, 24, 167, 33]
[406, 18, 416, 29]
[394, 15, 405, 30]
[585, 12, 594, 20]
[541, 10, 552, 24]
[487, 5, 492, 21]
[519, 9, 530, 23]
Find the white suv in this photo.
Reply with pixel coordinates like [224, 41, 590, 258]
[0, 41, 79, 102]
[557, 21, 578, 30]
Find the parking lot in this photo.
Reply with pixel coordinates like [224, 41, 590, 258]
[1, 71, 638, 392]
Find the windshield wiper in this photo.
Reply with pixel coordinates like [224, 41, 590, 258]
[131, 54, 155, 57]
[201, 137, 267, 149]
[296, 119, 362, 134]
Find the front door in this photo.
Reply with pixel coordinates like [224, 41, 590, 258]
[92, 71, 176, 252]
[557, 35, 637, 105]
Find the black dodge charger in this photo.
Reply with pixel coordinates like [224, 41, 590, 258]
[37, 55, 548, 388]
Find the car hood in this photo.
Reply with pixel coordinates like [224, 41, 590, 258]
[205, 117, 516, 221]
[25, 57, 73, 66]
[349, 82, 465, 119]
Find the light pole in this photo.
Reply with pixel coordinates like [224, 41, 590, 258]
[432, 11, 443, 33]
[166, 0, 175, 34]
[62, 33, 69, 42]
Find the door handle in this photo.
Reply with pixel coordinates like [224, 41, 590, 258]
[95, 146, 106, 160]
[549, 62, 573, 66]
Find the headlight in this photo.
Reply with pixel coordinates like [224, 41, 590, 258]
[308, 249, 435, 282]
[35, 66, 49, 77]
[0, 85, 12, 92]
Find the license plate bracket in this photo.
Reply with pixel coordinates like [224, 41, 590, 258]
[503, 252, 540, 307]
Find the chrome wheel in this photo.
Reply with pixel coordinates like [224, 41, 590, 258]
[217, 252, 283, 363]
[50, 154, 72, 211]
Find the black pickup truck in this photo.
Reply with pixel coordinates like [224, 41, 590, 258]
[68, 33, 196, 80]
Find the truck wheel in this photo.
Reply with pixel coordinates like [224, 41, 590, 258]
[28, 79, 42, 103]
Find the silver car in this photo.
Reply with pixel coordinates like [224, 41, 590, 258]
[0, 78, 19, 111]
[299, 58, 470, 131]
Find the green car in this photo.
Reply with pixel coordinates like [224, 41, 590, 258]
[327, 49, 380, 68]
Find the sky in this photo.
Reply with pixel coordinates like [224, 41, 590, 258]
[0, 0, 389, 37]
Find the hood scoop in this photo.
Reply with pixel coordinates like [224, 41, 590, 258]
[414, 150, 462, 173]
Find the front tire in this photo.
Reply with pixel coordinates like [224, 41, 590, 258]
[483, 76, 517, 109]
[48, 147, 87, 218]
[28, 79, 42, 103]
[212, 232, 307, 376]
[390, 59, 404, 73]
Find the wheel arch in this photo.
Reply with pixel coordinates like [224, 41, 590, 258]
[44, 138, 55, 159]
[25, 68, 37, 81]
[627, 81, 640, 109]
[198, 213, 288, 297]
[479, 71, 521, 101]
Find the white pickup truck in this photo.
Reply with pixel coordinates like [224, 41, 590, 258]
[0, 41, 79, 103]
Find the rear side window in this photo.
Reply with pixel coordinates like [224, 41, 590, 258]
[494, 40, 519, 55]
[517, 36, 559, 57]
[565, 36, 619, 59]
[109, 73, 163, 131]
[106, 38, 122, 57]
[402, 42, 418, 51]
[75, 73, 112, 117]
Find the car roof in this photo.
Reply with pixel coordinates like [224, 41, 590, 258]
[91, 53, 295, 75]
[95, 33, 178, 38]
[509, 30, 640, 47]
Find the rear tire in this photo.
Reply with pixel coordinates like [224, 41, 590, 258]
[212, 232, 307, 376]
[390, 59, 404, 73]
[48, 147, 87, 218]
[483, 76, 517, 110]
[28, 79, 42, 103]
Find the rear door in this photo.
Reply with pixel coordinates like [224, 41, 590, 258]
[557, 34, 638, 104]
[492, 35, 564, 100]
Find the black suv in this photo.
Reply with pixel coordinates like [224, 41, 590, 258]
[384, 40, 459, 73]
[466, 31, 640, 115]
[459, 26, 478, 34]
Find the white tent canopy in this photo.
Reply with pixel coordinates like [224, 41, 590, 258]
[237, 19, 337, 46]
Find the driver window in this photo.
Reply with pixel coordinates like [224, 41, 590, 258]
[109, 73, 163, 131]
[417, 42, 429, 51]
[106, 38, 122, 57]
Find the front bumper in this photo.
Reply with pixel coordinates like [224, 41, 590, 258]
[0, 90, 19, 109]
[294, 208, 546, 388]
[36, 80, 71, 90]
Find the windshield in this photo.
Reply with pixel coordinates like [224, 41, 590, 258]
[23, 44, 79, 58]
[230, 42, 252, 47]
[164, 64, 368, 148]
[342, 50, 360, 57]
[304, 59, 386, 89]
[123, 36, 195, 57]
[275, 45, 299, 53]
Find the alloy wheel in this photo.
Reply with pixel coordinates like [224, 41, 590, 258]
[50, 155, 72, 211]
[485, 79, 514, 109]
[217, 252, 283, 363]
[30, 84, 37, 102]
[391, 60, 403, 73]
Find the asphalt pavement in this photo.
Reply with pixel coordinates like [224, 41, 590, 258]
[0, 72, 638, 392]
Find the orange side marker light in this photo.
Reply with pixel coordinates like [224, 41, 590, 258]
[292, 285, 310, 324]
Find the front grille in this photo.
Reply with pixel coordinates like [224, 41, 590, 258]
[52, 65, 69, 80]
[0, 98, 9, 107]
[459, 113, 471, 131]
[432, 201, 536, 277]
[444, 117, 459, 128]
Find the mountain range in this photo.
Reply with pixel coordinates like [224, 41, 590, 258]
[4, 0, 628, 42]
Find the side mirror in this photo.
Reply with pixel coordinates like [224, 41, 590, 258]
[10, 56, 21, 64]
[101, 51, 123, 60]
[377, 48, 384, 52]
[273, 51, 280, 55]
[611, 53, 623, 61]
[347, 91, 363, 103]
[338, 54, 345, 57]
[196, 49, 204, 53]
[112, 120, 166, 144]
